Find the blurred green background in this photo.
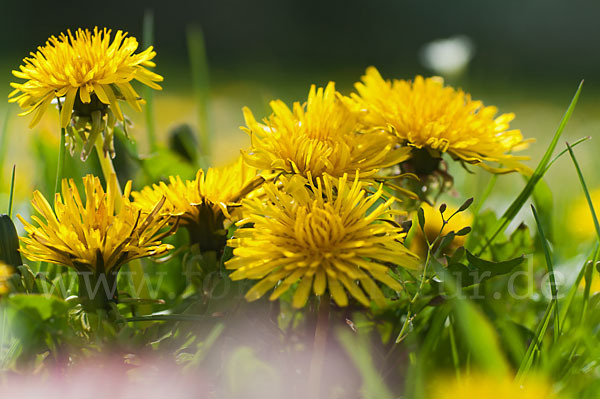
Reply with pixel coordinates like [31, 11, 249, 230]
[1, 0, 600, 244]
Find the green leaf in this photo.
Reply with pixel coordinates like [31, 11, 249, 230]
[7, 294, 69, 320]
[445, 249, 524, 287]
[4, 294, 73, 364]
[0, 214, 22, 267]
[417, 207, 425, 232]
[465, 249, 525, 273]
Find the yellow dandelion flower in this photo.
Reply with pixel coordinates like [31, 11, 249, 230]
[429, 373, 559, 399]
[345, 67, 532, 174]
[241, 82, 411, 180]
[9, 27, 163, 159]
[132, 156, 264, 252]
[18, 174, 173, 273]
[579, 273, 600, 294]
[410, 202, 472, 259]
[0, 262, 13, 296]
[226, 173, 421, 309]
[567, 187, 600, 241]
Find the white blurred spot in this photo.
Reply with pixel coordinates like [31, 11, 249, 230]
[419, 35, 475, 77]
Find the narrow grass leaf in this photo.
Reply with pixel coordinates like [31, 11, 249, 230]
[544, 136, 590, 173]
[126, 314, 210, 322]
[8, 165, 15, 217]
[531, 204, 559, 343]
[559, 245, 599, 331]
[184, 323, 225, 371]
[567, 142, 600, 241]
[478, 80, 583, 255]
[434, 262, 510, 375]
[337, 328, 394, 399]
[516, 300, 555, 381]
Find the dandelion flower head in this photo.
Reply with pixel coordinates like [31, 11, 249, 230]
[345, 67, 532, 174]
[241, 82, 411, 181]
[9, 27, 163, 159]
[18, 174, 173, 273]
[132, 156, 264, 252]
[226, 173, 421, 308]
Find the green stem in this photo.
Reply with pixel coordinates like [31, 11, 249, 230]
[308, 294, 330, 399]
[94, 137, 118, 191]
[53, 128, 66, 197]
[93, 137, 152, 317]
[41, 112, 66, 276]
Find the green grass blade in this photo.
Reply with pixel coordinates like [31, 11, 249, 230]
[448, 316, 461, 379]
[337, 328, 394, 399]
[143, 10, 158, 152]
[434, 262, 510, 375]
[406, 305, 451, 399]
[567, 142, 600, 240]
[545, 136, 590, 173]
[184, 323, 225, 371]
[187, 25, 211, 169]
[126, 314, 209, 322]
[531, 204, 559, 344]
[580, 260, 594, 325]
[516, 300, 555, 381]
[478, 80, 583, 255]
[0, 108, 9, 189]
[559, 245, 599, 331]
[8, 165, 15, 217]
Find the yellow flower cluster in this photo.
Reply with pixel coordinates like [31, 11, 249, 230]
[224, 67, 529, 306]
[12, 29, 528, 310]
